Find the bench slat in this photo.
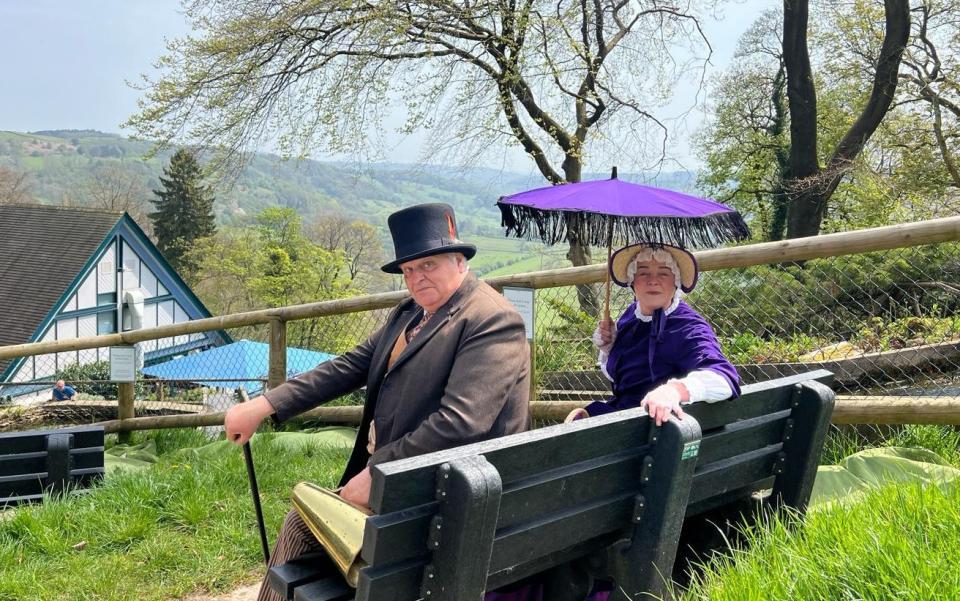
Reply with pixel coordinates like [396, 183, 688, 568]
[695, 411, 791, 465]
[498, 448, 647, 528]
[356, 558, 425, 601]
[363, 450, 647, 569]
[491, 490, 635, 572]
[688, 445, 783, 506]
[373, 411, 652, 514]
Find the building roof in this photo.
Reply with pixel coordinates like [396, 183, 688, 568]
[0, 206, 122, 370]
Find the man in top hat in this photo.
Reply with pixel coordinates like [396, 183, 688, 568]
[225, 203, 531, 600]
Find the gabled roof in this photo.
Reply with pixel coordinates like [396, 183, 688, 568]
[0, 204, 122, 354]
[0, 204, 231, 382]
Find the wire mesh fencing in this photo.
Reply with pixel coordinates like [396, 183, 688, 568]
[537, 241, 960, 403]
[1, 239, 958, 432]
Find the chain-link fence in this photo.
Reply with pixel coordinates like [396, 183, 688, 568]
[1, 230, 958, 433]
[538, 242, 960, 403]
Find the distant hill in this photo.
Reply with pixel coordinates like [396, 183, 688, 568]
[0, 129, 698, 276]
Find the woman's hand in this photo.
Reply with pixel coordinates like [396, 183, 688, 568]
[564, 408, 589, 423]
[596, 318, 615, 347]
[640, 381, 689, 426]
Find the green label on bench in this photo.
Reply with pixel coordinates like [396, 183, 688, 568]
[681, 441, 700, 460]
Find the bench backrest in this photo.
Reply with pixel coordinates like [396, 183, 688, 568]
[0, 425, 105, 506]
[350, 371, 834, 601]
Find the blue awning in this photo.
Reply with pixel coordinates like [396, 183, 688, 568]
[141, 339, 335, 393]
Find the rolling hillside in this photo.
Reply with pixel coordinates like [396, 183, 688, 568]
[0, 129, 696, 277]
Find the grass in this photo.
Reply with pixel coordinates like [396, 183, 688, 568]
[820, 424, 960, 466]
[0, 428, 351, 601]
[680, 481, 960, 600]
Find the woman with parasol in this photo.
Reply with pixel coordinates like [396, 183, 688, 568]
[564, 242, 740, 428]
[497, 169, 748, 427]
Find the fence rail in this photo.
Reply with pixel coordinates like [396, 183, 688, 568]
[2, 216, 960, 433]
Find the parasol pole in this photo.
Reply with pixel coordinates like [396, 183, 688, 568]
[604, 217, 613, 323]
[603, 166, 618, 323]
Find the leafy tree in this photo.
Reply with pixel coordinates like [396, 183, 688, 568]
[127, 0, 721, 314]
[781, 0, 909, 238]
[308, 213, 387, 290]
[698, 1, 914, 240]
[150, 149, 216, 274]
[184, 208, 363, 350]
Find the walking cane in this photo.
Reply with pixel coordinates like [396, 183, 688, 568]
[236, 388, 271, 564]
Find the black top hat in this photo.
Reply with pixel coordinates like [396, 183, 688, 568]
[381, 203, 477, 274]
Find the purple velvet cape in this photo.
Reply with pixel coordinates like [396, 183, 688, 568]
[584, 300, 740, 416]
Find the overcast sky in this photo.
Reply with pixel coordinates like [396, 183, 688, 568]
[0, 0, 774, 170]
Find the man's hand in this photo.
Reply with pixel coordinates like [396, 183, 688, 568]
[641, 381, 689, 426]
[340, 467, 372, 508]
[224, 395, 275, 445]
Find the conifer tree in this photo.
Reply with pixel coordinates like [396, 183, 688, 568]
[150, 149, 216, 273]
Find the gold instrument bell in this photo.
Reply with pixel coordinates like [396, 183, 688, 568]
[291, 482, 371, 587]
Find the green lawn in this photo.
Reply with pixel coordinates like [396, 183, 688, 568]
[4, 426, 957, 601]
[0, 429, 351, 601]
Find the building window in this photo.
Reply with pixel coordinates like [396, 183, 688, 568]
[97, 312, 116, 335]
[97, 292, 117, 306]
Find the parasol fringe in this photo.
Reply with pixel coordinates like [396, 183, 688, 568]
[497, 202, 750, 249]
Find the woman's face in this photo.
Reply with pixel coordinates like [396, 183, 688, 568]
[631, 257, 678, 315]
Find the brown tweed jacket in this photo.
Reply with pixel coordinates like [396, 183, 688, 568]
[264, 273, 531, 484]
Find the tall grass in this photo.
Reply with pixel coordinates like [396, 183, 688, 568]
[819, 424, 960, 466]
[681, 481, 960, 600]
[0, 429, 351, 601]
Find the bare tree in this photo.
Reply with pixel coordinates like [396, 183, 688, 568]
[81, 165, 154, 233]
[308, 213, 387, 287]
[897, 0, 960, 189]
[0, 166, 34, 205]
[127, 0, 717, 312]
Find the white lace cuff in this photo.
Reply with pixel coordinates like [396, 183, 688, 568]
[673, 369, 733, 403]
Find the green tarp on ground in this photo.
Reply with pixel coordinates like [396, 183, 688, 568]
[810, 446, 960, 510]
[105, 427, 356, 475]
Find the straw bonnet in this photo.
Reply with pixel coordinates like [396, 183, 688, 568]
[609, 242, 698, 293]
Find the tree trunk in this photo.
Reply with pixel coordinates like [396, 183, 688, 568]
[782, 0, 909, 240]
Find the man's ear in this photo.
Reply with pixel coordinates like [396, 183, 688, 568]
[456, 253, 468, 273]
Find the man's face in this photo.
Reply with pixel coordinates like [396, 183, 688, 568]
[55, 380, 65, 390]
[631, 258, 678, 314]
[400, 253, 465, 313]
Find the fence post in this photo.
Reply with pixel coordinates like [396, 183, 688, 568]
[529, 339, 537, 403]
[117, 382, 134, 444]
[269, 318, 287, 390]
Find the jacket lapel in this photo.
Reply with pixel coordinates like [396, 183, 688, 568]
[388, 273, 478, 373]
[370, 303, 420, 385]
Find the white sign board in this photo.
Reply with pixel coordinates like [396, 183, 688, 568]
[503, 287, 535, 340]
[110, 346, 137, 382]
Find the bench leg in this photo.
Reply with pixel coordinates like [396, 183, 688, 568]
[608, 418, 701, 601]
[46, 433, 73, 497]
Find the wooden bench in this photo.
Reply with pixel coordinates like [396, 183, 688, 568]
[0, 425, 105, 506]
[269, 370, 835, 601]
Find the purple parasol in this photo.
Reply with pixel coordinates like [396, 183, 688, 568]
[497, 169, 749, 249]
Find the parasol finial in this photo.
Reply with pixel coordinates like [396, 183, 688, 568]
[611, 166, 618, 179]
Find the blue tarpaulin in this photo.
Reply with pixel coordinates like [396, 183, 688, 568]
[142, 339, 335, 393]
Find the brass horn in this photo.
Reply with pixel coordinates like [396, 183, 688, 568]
[291, 482, 370, 587]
